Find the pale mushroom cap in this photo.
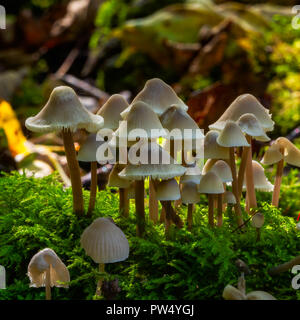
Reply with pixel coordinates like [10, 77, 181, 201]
[25, 86, 104, 133]
[222, 285, 247, 300]
[243, 160, 274, 192]
[223, 191, 236, 204]
[181, 181, 200, 204]
[156, 179, 181, 201]
[275, 138, 300, 167]
[118, 142, 186, 180]
[275, 137, 293, 153]
[160, 105, 204, 140]
[210, 160, 232, 183]
[261, 143, 284, 165]
[237, 113, 270, 141]
[27, 248, 70, 288]
[204, 131, 229, 159]
[180, 168, 202, 184]
[80, 217, 129, 264]
[198, 171, 224, 194]
[121, 78, 188, 118]
[251, 212, 264, 228]
[116, 101, 166, 140]
[209, 94, 274, 132]
[217, 121, 250, 148]
[97, 94, 129, 130]
[246, 291, 276, 300]
[108, 164, 132, 188]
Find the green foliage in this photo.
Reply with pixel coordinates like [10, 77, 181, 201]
[0, 172, 300, 300]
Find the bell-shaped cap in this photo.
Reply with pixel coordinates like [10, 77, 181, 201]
[27, 248, 70, 288]
[155, 179, 181, 201]
[209, 94, 274, 132]
[108, 164, 131, 188]
[275, 138, 300, 167]
[118, 142, 186, 181]
[243, 160, 273, 192]
[25, 86, 104, 133]
[210, 160, 232, 183]
[121, 78, 188, 118]
[116, 101, 166, 140]
[217, 121, 250, 148]
[198, 171, 224, 194]
[181, 181, 200, 204]
[160, 105, 203, 140]
[246, 291, 276, 300]
[97, 94, 129, 130]
[223, 285, 247, 300]
[204, 131, 229, 159]
[223, 191, 236, 204]
[80, 217, 129, 264]
[237, 113, 270, 141]
[261, 143, 284, 165]
[251, 212, 264, 229]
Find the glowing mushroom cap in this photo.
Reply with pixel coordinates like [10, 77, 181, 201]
[261, 143, 284, 165]
[237, 113, 270, 141]
[80, 217, 129, 264]
[108, 164, 131, 188]
[118, 142, 186, 181]
[155, 179, 181, 201]
[160, 105, 203, 140]
[204, 131, 229, 159]
[116, 101, 166, 141]
[181, 181, 200, 204]
[198, 171, 224, 194]
[217, 121, 250, 148]
[210, 160, 232, 183]
[223, 191, 236, 204]
[121, 78, 188, 118]
[209, 94, 274, 132]
[25, 86, 104, 133]
[27, 248, 70, 288]
[96, 94, 129, 130]
[275, 138, 300, 167]
[243, 160, 273, 192]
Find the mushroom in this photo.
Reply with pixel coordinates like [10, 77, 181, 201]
[217, 121, 249, 226]
[222, 285, 276, 300]
[204, 130, 229, 161]
[235, 259, 251, 295]
[251, 212, 264, 242]
[181, 181, 200, 230]
[198, 171, 224, 227]
[27, 248, 70, 300]
[25, 86, 104, 215]
[80, 217, 129, 296]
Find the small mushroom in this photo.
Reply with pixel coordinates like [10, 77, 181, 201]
[181, 181, 200, 230]
[251, 212, 264, 242]
[27, 248, 70, 300]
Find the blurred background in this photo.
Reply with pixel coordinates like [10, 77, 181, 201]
[0, 0, 300, 182]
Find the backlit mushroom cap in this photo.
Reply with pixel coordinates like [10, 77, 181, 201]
[217, 121, 250, 148]
[155, 179, 181, 201]
[210, 160, 232, 183]
[261, 144, 284, 165]
[96, 94, 129, 130]
[222, 285, 246, 300]
[160, 105, 203, 140]
[223, 191, 236, 204]
[121, 78, 188, 118]
[243, 160, 273, 192]
[25, 86, 104, 133]
[27, 248, 70, 288]
[275, 137, 300, 167]
[251, 212, 264, 229]
[209, 94, 274, 132]
[116, 101, 166, 141]
[204, 131, 229, 159]
[80, 217, 129, 264]
[108, 164, 131, 188]
[118, 142, 186, 180]
[246, 291, 276, 300]
[181, 181, 200, 204]
[237, 113, 270, 141]
[198, 171, 224, 194]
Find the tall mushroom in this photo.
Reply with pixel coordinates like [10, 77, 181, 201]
[181, 181, 200, 230]
[80, 217, 129, 297]
[28, 248, 70, 300]
[25, 86, 104, 215]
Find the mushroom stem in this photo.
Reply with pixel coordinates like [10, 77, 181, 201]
[187, 203, 194, 230]
[256, 228, 261, 242]
[119, 188, 129, 217]
[45, 267, 51, 300]
[237, 144, 250, 200]
[87, 161, 98, 216]
[237, 273, 246, 295]
[217, 193, 223, 227]
[269, 255, 300, 275]
[229, 147, 244, 226]
[135, 179, 145, 237]
[149, 178, 158, 223]
[161, 201, 172, 237]
[62, 128, 84, 216]
[96, 263, 105, 297]
[208, 194, 215, 227]
[160, 200, 183, 229]
[245, 135, 257, 213]
[272, 147, 285, 207]
[160, 206, 166, 223]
